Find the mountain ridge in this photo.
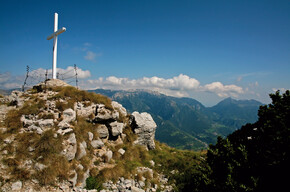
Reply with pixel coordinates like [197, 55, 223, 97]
[89, 89, 262, 150]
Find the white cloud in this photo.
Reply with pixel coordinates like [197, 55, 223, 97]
[203, 82, 244, 98]
[30, 66, 91, 80]
[82, 74, 244, 98]
[0, 72, 23, 89]
[272, 88, 287, 93]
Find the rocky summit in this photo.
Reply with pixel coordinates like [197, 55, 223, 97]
[0, 80, 174, 192]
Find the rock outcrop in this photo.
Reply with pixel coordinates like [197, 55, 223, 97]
[0, 81, 175, 192]
[130, 112, 157, 150]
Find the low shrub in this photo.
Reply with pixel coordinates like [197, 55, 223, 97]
[86, 176, 103, 190]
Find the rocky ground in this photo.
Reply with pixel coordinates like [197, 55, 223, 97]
[0, 79, 174, 192]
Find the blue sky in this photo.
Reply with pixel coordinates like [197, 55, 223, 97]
[0, 0, 289, 106]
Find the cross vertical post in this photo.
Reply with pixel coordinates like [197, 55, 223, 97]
[47, 13, 66, 79]
[53, 13, 58, 79]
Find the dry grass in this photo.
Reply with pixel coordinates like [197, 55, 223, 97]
[35, 155, 70, 185]
[38, 112, 55, 119]
[51, 86, 113, 110]
[4, 109, 22, 133]
[15, 132, 40, 160]
[34, 129, 63, 159]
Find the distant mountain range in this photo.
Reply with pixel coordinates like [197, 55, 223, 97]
[89, 89, 263, 150]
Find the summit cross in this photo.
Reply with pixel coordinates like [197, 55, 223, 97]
[47, 13, 66, 79]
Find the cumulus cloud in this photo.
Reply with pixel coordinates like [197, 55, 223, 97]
[0, 72, 23, 89]
[0, 66, 91, 90]
[30, 66, 91, 80]
[203, 82, 244, 97]
[272, 88, 287, 93]
[82, 74, 243, 98]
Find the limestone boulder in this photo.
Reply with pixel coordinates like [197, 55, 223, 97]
[62, 108, 76, 123]
[96, 124, 109, 139]
[130, 112, 157, 150]
[112, 101, 127, 117]
[109, 121, 124, 137]
[95, 104, 119, 122]
[76, 142, 87, 160]
[61, 133, 77, 161]
[91, 139, 104, 149]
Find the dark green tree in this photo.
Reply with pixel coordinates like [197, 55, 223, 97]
[206, 90, 290, 192]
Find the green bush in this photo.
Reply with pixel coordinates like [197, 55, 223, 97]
[86, 176, 103, 190]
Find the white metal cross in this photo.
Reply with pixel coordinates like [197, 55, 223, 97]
[47, 13, 66, 79]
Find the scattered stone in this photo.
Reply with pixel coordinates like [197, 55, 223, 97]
[112, 101, 127, 117]
[28, 124, 43, 134]
[34, 162, 47, 171]
[11, 181, 22, 191]
[38, 119, 54, 128]
[96, 124, 109, 139]
[131, 186, 145, 192]
[149, 160, 155, 167]
[95, 104, 119, 122]
[62, 108, 76, 123]
[88, 131, 94, 141]
[109, 121, 124, 137]
[91, 139, 104, 149]
[62, 133, 77, 161]
[118, 148, 126, 155]
[105, 150, 113, 162]
[77, 142, 87, 160]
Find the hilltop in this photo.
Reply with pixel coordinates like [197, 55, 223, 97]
[0, 79, 205, 192]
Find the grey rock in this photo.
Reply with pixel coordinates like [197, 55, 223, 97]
[131, 186, 145, 192]
[76, 142, 87, 160]
[130, 112, 157, 150]
[95, 104, 119, 122]
[11, 181, 22, 191]
[96, 124, 109, 139]
[88, 131, 94, 141]
[109, 121, 124, 137]
[81, 141, 87, 149]
[21, 115, 34, 127]
[105, 150, 113, 162]
[8, 91, 24, 107]
[28, 125, 43, 134]
[74, 102, 96, 118]
[118, 148, 126, 155]
[91, 139, 104, 149]
[38, 119, 54, 128]
[81, 169, 90, 188]
[138, 181, 145, 188]
[62, 108, 76, 123]
[34, 162, 47, 171]
[112, 101, 127, 117]
[57, 127, 73, 135]
[62, 133, 77, 161]
[58, 121, 71, 129]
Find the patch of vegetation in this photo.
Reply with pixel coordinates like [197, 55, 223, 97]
[38, 112, 55, 119]
[4, 109, 22, 133]
[51, 86, 113, 110]
[35, 155, 70, 186]
[34, 129, 63, 159]
[86, 176, 103, 190]
[203, 90, 290, 192]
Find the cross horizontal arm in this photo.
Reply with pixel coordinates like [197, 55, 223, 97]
[47, 27, 66, 40]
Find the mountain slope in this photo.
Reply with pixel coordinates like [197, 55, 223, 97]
[90, 89, 262, 150]
[209, 97, 262, 133]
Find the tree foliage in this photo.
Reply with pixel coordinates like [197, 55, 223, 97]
[205, 90, 290, 192]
